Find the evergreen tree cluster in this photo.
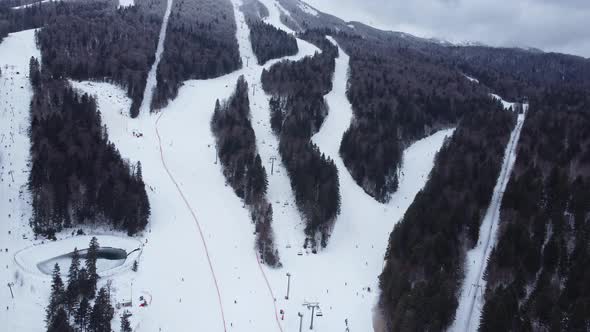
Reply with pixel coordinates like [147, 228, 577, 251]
[261, 32, 341, 250]
[334, 32, 504, 203]
[28, 58, 150, 237]
[46, 237, 115, 332]
[480, 98, 590, 331]
[247, 19, 298, 65]
[33, 0, 166, 118]
[151, 0, 242, 110]
[211, 76, 279, 267]
[444, 46, 590, 102]
[378, 108, 516, 331]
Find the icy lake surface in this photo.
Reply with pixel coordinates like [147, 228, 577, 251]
[37, 247, 128, 275]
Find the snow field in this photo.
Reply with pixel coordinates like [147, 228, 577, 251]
[119, 0, 134, 8]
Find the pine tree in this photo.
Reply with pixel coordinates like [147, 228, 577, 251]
[89, 287, 114, 332]
[86, 237, 99, 298]
[120, 311, 132, 332]
[47, 306, 74, 332]
[29, 56, 41, 88]
[46, 264, 65, 326]
[76, 296, 90, 332]
[78, 267, 89, 298]
[66, 247, 81, 313]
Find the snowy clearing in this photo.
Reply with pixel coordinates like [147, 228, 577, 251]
[449, 96, 528, 332]
[491, 93, 518, 110]
[118, 0, 134, 8]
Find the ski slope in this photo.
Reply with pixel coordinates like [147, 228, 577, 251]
[0, 29, 44, 332]
[139, 0, 173, 115]
[257, 0, 299, 34]
[68, 1, 321, 330]
[449, 97, 528, 332]
[1, 2, 454, 331]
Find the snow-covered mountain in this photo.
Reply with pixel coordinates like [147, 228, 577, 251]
[1, 0, 589, 331]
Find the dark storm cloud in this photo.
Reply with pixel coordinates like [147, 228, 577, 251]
[304, 0, 590, 57]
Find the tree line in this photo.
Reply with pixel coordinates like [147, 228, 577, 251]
[378, 107, 516, 331]
[480, 94, 590, 331]
[28, 57, 150, 237]
[150, 0, 242, 110]
[247, 19, 298, 65]
[261, 30, 340, 250]
[211, 76, 280, 266]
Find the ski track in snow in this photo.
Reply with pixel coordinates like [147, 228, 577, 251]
[154, 112, 228, 331]
[139, 0, 173, 115]
[449, 98, 528, 332]
[257, 0, 298, 34]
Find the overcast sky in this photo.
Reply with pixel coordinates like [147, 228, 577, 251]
[304, 0, 590, 58]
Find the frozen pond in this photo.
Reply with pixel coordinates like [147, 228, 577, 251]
[37, 247, 128, 275]
[14, 235, 142, 277]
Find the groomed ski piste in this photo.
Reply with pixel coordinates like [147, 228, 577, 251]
[1, 1, 455, 331]
[449, 92, 528, 332]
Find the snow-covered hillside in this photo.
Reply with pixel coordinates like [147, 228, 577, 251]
[0, 2, 453, 331]
[0, 28, 44, 332]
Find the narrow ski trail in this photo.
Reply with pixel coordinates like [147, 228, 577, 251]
[139, 0, 173, 115]
[450, 98, 528, 332]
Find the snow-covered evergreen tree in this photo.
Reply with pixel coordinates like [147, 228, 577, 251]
[46, 264, 65, 326]
[86, 237, 99, 298]
[88, 287, 114, 332]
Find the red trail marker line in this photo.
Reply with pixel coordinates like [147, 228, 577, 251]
[155, 112, 227, 332]
[256, 252, 284, 332]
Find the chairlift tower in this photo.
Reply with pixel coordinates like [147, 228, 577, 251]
[302, 302, 321, 330]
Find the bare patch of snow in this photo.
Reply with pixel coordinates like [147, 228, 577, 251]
[118, 0, 134, 8]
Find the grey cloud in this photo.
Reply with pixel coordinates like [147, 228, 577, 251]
[304, 0, 590, 57]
